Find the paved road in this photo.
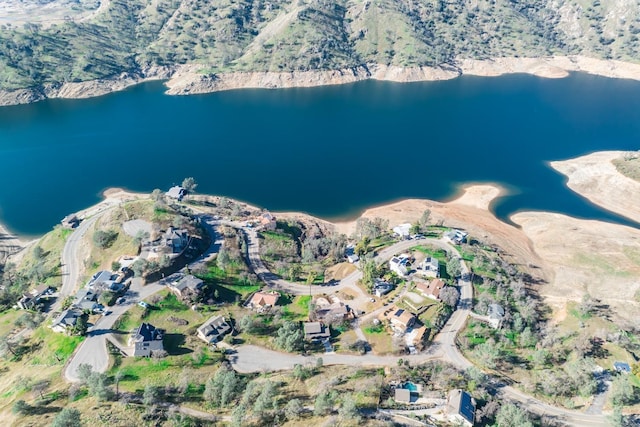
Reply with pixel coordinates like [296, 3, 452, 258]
[64, 214, 221, 382]
[55, 214, 102, 312]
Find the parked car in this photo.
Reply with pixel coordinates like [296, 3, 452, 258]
[138, 301, 149, 308]
[116, 297, 126, 305]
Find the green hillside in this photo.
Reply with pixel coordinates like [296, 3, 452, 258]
[0, 0, 638, 90]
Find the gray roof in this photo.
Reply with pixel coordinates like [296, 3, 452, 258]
[52, 309, 82, 328]
[132, 323, 163, 343]
[172, 275, 204, 292]
[197, 315, 231, 343]
[614, 362, 631, 373]
[89, 270, 114, 286]
[488, 303, 505, 319]
[395, 388, 412, 403]
[304, 322, 322, 334]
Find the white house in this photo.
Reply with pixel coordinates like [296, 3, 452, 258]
[389, 254, 410, 277]
[487, 303, 505, 329]
[444, 229, 468, 245]
[420, 256, 440, 278]
[166, 186, 186, 201]
[392, 223, 412, 239]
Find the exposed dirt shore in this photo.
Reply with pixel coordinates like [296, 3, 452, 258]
[4, 156, 640, 325]
[2, 56, 640, 107]
[551, 151, 640, 224]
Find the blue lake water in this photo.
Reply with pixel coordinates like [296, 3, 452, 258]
[1, 73, 640, 237]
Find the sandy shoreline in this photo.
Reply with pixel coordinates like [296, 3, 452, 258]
[550, 151, 640, 225]
[2, 55, 640, 107]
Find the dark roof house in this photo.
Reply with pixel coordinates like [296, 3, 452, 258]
[447, 389, 476, 426]
[303, 322, 330, 341]
[197, 315, 231, 344]
[168, 274, 204, 299]
[129, 323, 164, 357]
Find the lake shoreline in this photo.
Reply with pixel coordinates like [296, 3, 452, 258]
[2, 55, 640, 107]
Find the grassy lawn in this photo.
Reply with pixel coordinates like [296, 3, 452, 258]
[418, 303, 440, 328]
[196, 263, 260, 302]
[281, 295, 311, 321]
[0, 310, 22, 337]
[363, 329, 393, 355]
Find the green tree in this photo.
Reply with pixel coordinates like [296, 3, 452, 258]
[447, 256, 462, 278]
[610, 374, 635, 406]
[150, 189, 165, 202]
[287, 264, 302, 282]
[12, 400, 32, 416]
[418, 209, 431, 231]
[32, 245, 45, 260]
[410, 223, 421, 235]
[143, 385, 161, 406]
[494, 403, 533, 427]
[284, 398, 303, 420]
[87, 372, 112, 401]
[360, 256, 378, 290]
[439, 286, 459, 307]
[51, 408, 82, 427]
[314, 390, 336, 416]
[238, 315, 255, 334]
[76, 363, 94, 383]
[274, 321, 304, 352]
[608, 405, 624, 427]
[339, 394, 360, 420]
[354, 236, 370, 257]
[182, 177, 198, 193]
[253, 380, 278, 418]
[92, 229, 118, 249]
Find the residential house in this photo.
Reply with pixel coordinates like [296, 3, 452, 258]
[162, 227, 190, 256]
[392, 223, 412, 239]
[87, 270, 115, 289]
[50, 309, 83, 334]
[444, 229, 468, 245]
[373, 280, 394, 297]
[447, 389, 476, 427]
[419, 256, 440, 278]
[303, 322, 330, 341]
[614, 362, 631, 374]
[345, 245, 359, 263]
[166, 186, 186, 201]
[389, 254, 410, 277]
[17, 295, 35, 310]
[487, 303, 505, 329]
[168, 274, 204, 300]
[61, 214, 80, 229]
[415, 279, 445, 301]
[30, 284, 53, 298]
[197, 315, 231, 344]
[312, 296, 351, 324]
[129, 323, 164, 357]
[259, 212, 277, 231]
[381, 306, 416, 333]
[247, 291, 280, 312]
[394, 388, 412, 404]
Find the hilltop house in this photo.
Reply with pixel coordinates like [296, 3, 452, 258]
[162, 227, 190, 256]
[259, 211, 277, 230]
[420, 256, 440, 278]
[50, 309, 83, 334]
[168, 274, 204, 300]
[303, 322, 331, 341]
[447, 389, 476, 427]
[87, 270, 116, 290]
[197, 315, 231, 344]
[389, 254, 410, 277]
[129, 323, 164, 357]
[415, 278, 445, 301]
[247, 291, 280, 312]
[166, 186, 186, 201]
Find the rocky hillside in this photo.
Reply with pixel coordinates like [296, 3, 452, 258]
[0, 0, 638, 91]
